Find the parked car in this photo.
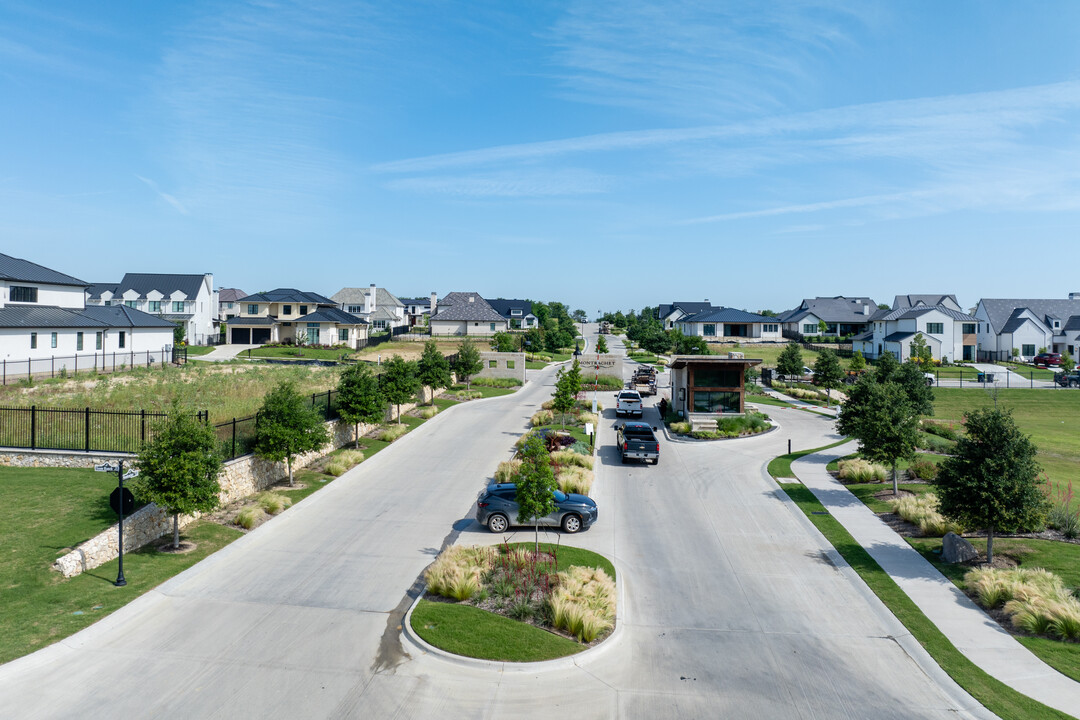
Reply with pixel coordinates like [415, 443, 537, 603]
[617, 421, 660, 465]
[1055, 371, 1080, 387]
[924, 372, 936, 387]
[616, 389, 643, 417]
[1034, 352, 1062, 367]
[475, 482, 597, 534]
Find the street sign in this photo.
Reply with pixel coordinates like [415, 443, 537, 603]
[110, 486, 135, 516]
[123, 469, 139, 480]
[94, 463, 119, 473]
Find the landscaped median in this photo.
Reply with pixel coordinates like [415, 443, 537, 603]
[408, 542, 618, 662]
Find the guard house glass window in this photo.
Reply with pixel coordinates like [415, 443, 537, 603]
[11, 286, 38, 302]
[96, 332, 102, 350]
[148, 301, 161, 312]
[926, 322, 944, 334]
[77, 332, 84, 351]
[30, 332, 37, 349]
[118, 331, 126, 349]
[172, 301, 185, 313]
[51, 332, 57, 348]
[248, 304, 259, 315]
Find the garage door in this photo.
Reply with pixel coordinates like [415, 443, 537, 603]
[231, 327, 251, 344]
[252, 328, 271, 344]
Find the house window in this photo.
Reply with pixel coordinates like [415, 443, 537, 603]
[802, 323, 817, 334]
[299, 305, 308, 315]
[511, 309, 522, 316]
[247, 304, 259, 315]
[11, 286, 38, 302]
[51, 332, 57, 348]
[348, 305, 363, 313]
[282, 304, 292, 315]
[338, 329, 348, 342]
[226, 302, 234, 309]
[149, 301, 161, 312]
[764, 324, 778, 333]
[118, 331, 126, 349]
[96, 332, 102, 350]
[104, 300, 112, 306]
[926, 323, 944, 334]
[962, 323, 976, 334]
[172, 301, 184, 313]
[490, 323, 496, 331]
[125, 300, 137, 309]
[703, 324, 716, 337]
[30, 332, 37, 349]
[77, 332, 83, 351]
[1022, 344, 1036, 357]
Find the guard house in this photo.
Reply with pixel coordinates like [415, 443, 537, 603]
[667, 355, 762, 426]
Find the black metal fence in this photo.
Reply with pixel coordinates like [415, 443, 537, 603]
[0, 348, 178, 386]
[211, 389, 340, 461]
[800, 342, 855, 359]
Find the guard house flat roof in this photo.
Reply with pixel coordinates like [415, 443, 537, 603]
[667, 356, 762, 369]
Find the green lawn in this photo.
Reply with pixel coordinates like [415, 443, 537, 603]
[766, 438, 849, 479]
[747, 394, 796, 408]
[707, 343, 823, 369]
[246, 345, 354, 361]
[778, 483, 1074, 720]
[183, 345, 217, 356]
[410, 543, 615, 662]
[448, 384, 516, 399]
[932, 388, 1080, 499]
[997, 362, 1059, 381]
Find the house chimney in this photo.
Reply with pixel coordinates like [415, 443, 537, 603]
[364, 283, 376, 314]
[430, 291, 437, 314]
[1070, 292, 1080, 301]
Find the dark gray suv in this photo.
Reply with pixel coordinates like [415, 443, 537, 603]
[475, 482, 598, 534]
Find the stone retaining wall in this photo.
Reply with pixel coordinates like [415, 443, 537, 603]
[476, 351, 526, 383]
[49, 401, 418, 578]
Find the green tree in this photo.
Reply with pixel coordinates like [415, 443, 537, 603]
[1062, 352, 1076, 374]
[173, 322, 186, 345]
[837, 377, 919, 494]
[453, 338, 484, 390]
[595, 335, 609, 354]
[254, 381, 331, 487]
[894, 361, 935, 416]
[551, 363, 578, 427]
[416, 340, 452, 404]
[935, 408, 1047, 563]
[777, 342, 804, 378]
[672, 330, 710, 355]
[572, 309, 587, 323]
[513, 434, 558, 551]
[909, 332, 933, 367]
[817, 320, 827, 336]
[491, 332, 517, 352]
[135, 402, 223, 549]
[811, 349, 844, 407]
[336, 363, 386, 447]
[379, 355, 420, 422]
[849, 351, 866, 372]
[638, 325, 672, 355]
[874, 349, 899, 380]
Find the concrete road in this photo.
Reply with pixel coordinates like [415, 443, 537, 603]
[0, 364, 991, 719]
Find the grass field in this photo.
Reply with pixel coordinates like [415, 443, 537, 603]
[931, 388, 1080, 499]
[246, 346, 355, 361]
[706, 342, 823, 369]
[183, 345, 216, 356]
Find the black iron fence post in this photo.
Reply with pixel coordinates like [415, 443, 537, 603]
[30, 405, 36, 449]
[141, 409, 146, 444]
[232, 417, 237, 459]
[85, 407, 90, 452]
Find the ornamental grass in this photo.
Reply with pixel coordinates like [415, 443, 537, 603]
[556, 466, 594, 496]
[235, 506, 266, 530]
[377, 424, 408, 442]
[965, 566, 1080, 641]
[548, 565, 616, 642]
[424, 545, 497, 602]
[494, 459, 521, 483]
[257, 492, 292, 515]
[887, 493, 962, 536]
[530, 410, 554, 427]
[838, 458, 888, 483]
[418, 406, 438, 419]
[551, 450, 594, 470]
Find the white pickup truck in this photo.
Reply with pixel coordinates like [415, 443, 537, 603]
[615, 389, 643, 418]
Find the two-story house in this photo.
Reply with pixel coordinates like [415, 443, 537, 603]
[330, 285, 407, 331]
[218, 288, 247, 322]
[86, 273, 217, 344]
[399, 294, 435, 328]
[0, 253, 175, 365]
[227, 288, 369, 348]
[974, 295, 1080, 361]
[852, 294, 977, 363]
[486, 299, 537, 330]
[429, 292, 510, 336]
[778, 296, 878, 338]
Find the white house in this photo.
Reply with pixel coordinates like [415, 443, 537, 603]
[778, 296, 878, 338]
[674, 307, 782, 341]
[86, 272, 218, 345]
[399, 294, 434, 327]
[974, 295, 1080, 361]
[486, 299, 538, 330]
[331, 284, 407, 331]
[852, 294, 977, 363]
[430, 292, 510, 336]
[0, 253, 175, 369]
[656, 301, 716, 330]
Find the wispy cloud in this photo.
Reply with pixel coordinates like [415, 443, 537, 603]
[385, 169, 611, 197]
[135, 175, 189, 215]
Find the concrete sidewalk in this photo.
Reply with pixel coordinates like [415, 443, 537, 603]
[188, 343, 260, 361]
[792, 444, 1080, 718]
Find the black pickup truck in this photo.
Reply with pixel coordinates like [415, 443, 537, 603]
[1055, 371, 1080, 387]
[618, 421, 660, 465]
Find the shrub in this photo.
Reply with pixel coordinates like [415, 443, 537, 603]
[908, 458, 939, 481]
[494, 459, 522, 483]
[916, 432, 956, 453]
[1045, 479, 1079, 539]
[551, 450, 594, 470]
[258, 492, 292, 515]
[887, 493, 962, 536]
[922, 420, 961, 442]
[377, 424, 408, 442]
[418, 406, 438, 419]
[235, 506, 267, 530]
[838, 459, 887, 483]
[669, 421, 691, 434]
[469, 377, 523, 388]
[531, 410, 554, 427]
[557, 466, 594, 496]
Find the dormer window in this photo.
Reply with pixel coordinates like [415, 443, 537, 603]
[511, 309, 522, 316]
[10, 286, 37, 303]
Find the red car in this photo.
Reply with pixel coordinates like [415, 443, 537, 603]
[1033, 352, 1061, 367]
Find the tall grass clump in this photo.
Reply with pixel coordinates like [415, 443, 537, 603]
[1045, 478, 1079, 539]
[494, 459, 522, 483]
[551, 450, 594, 470]
[549, 566, 616, 642]
[556, 466, 594, 496]
[578, 412, 598, 427]
[838, 458, 887, 483]
[965, 567, 1080, 641]
[669, 421, 691, 434]
[418, 406, 438, 419]
[887, 493, 962, 536]
[258, 492, 292, 515]
[921, 419, 961, 441]
[377, 424, 408, 442]
[424, 545, 497, 601]
[530, 410, 554, 427]
[235, 506, 267, 530]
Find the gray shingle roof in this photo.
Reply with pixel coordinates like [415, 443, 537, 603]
[892, 294, 960, 311]
[241, 288, 335, 305]
[218, 288, 247, 303]
[878, 305, 976, 322]
[79, 305, 177, 328]
[779, 296, 877, 324]
[86, 273, 209, 300]
[330, 287, 404, 308]
[432, 292, 506, 322]
[297, 307, 369, 325]
[0, 253, 86, 287]
[680, 308, 772, 323]
[980, 298, 1080, 334]
[883, 331, 917, 343]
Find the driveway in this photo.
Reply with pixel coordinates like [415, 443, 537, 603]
[189, 343, 261, 362]
[0, 365, 990, 719]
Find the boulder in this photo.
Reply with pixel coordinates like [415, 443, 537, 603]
[942, 532, 978, 564]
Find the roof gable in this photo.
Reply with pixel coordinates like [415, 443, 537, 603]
[978, 298, 1080, 334]
[0, 253, 87, 287]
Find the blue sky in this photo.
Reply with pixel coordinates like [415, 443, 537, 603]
[2, 1, 1079, 315]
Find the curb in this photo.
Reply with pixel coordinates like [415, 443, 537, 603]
[401, 558, 627, 673]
